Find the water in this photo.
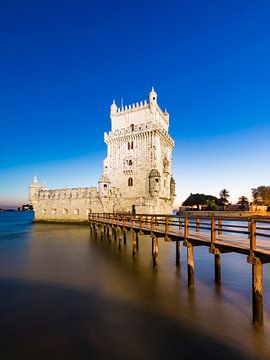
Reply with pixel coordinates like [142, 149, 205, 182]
[0, 212, 270, 359]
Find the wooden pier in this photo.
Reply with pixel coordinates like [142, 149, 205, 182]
[89, 212, 270, 326]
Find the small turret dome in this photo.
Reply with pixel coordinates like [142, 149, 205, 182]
[149, 169, 161, 178]
[110, 100, 117, 116]
[99, 174, 111, 183]
[149, 86, 157, 105]
[30, 175, 40, 187]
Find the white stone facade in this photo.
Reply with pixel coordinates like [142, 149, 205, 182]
[29, 88, 176, 222]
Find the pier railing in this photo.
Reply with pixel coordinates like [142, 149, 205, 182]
[89, 212, 270, 255]
[89, 212, 270, 326]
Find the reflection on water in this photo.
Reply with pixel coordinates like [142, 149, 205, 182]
[0, 212, 270, 359]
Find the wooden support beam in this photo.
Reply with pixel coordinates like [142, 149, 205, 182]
[118, 228, 123, 250]
[211, 217, 216, 244]
[218, 219, 222, 235]
[187, 242, 194, 287]
[136, 231, 139, 250]
[249, 219, 256, 256]
[132, 231, 137, 257]
[196, 218, 200, 232]
[184, 217, 189, 239]
[152, 237, 158, 268]
[252, 257, 263, 326]
[215, 254, 221, 284]
[176, 240, 181, 266]
[108, 225, 112, 243]
[123, 230, 127, 245]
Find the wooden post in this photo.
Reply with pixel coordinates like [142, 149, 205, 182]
[151, 216, 154, 234]
[215, 254, 221, 284]
[136, 231, 139, 250]
[118, 229, 123, 250]
[165, 217, 169, 237]
[123, 230, 127, 245]
[176, 240, 181, 266]
[153, 237, 158, 268]
[184, 217, 189, 239]
[187, 242, 194, 287]
[218, 219, 222, 235]
[249, 219, 256, 256]
[100, 225, 104, 239]
[108, 225, 112, 243]
[196, 218, 200, 232]
[112, 226, 116, 241]
[132, 230, 137, 257]
[252, 258, 263, 326]
[179, 217, 182, 230]
[211, 217, 216, 244]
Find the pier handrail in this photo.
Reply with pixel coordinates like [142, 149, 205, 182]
[89, 212, 270, 256]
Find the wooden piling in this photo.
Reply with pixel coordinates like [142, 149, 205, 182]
[176, 240, 181, 266]
[136, 231, 139, 250]
[153, 237, 158, 268]
[252, 258, 263, 326]
[132, 231, 137, 257]
[118, 228, 123, 250]
[215, 254, 221, 284]
[187, 242, 194, 287]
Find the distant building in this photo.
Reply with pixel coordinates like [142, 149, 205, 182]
[29, 88, 176, 222]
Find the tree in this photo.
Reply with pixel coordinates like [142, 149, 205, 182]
[182, 193, 206, 209]
[237, 196, 249, 210]
[252, 186, 270, 206]
[219, 189, 230, 210]
[182, 193, 221, 210]
[205, 199, 218, 211]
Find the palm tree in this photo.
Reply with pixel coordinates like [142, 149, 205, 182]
[237, 195, 249, 210]
[219, 189, 230, 210]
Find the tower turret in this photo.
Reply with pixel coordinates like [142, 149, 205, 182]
[29, 175, 40, 202]
[110, 100, 117, 116]
[149, 86, 157, 108]
[149, 169, 161, 198]
[98, 174, 111, 197]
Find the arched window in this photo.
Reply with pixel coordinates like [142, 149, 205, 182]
[128, 177, 133, 187]
[131, 141, 133, 149]
[131, 124, 134, 131]
[129, 160, 132, 166]
[128, 142, 130, 150]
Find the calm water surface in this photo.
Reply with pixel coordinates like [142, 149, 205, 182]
[1, 212, 270, 359]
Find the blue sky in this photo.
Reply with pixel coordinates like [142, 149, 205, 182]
[1, 0, 270, 207]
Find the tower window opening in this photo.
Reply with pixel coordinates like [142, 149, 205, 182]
[129, 160, 132, 166]
[131, 124, 134, 131]
[128, 177, 133, 187]
[155, 178, 159, 183]
[131, 141, 134, 149]
[128, 142, 130, 150]
[104, 184, 107, 189]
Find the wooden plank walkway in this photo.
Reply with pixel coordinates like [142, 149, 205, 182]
[89, 212, 270, 326]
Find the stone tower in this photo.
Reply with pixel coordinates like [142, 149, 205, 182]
[102, 88, 176, 214]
